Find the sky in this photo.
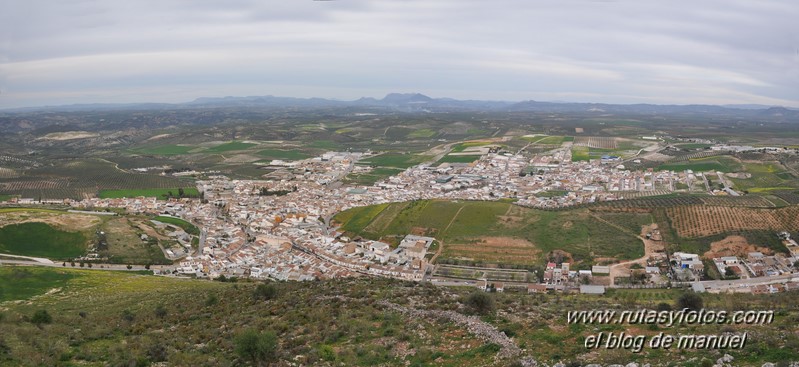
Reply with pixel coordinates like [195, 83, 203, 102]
[0, 0, 797, 108]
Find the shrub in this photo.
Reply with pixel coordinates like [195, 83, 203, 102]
[121, 309, 135, 322]
[234, 329, 278, 364]
[464, 292, 495, 315]
[253, 283, 278, 301]
[676, 292, 703, 311]
[205, 294, 218, 307]
[154, 304, 167, 319]
[31, 309, 52, 325]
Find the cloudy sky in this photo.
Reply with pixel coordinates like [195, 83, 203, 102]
[0, 0, 797, 108]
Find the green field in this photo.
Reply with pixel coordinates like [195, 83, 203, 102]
[658, 156, 743, 172]
[99, 187, 199, 200]
[204, 141, 258, 153]
[728, 161, 799, 192]
[437, 155, 481, 164]
[0, 222, 87, 259]
[359, 153, 429, 169]
[334, 200, 646, 264]
[0, 194, 13, 202]
[256, 149, 312, 161]
[451, 141, 494, 153]
[0, 267, 78, 302]
[133, 145, 195, 155]
[571, 146, 590, 161]
[408, 128, 437, 138]
[153, 216, 200, 235]
[344, 168, 404, 186]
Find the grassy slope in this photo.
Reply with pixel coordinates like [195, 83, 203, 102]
[1, 267, 797, 366]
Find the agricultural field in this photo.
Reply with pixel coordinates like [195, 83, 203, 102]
[571, 146, 590, 161]
[665, 205, 799, 239]
[522, 135, 573, 145]
[358, 153, 430, 169]
[728, 161, 799, 192]
[407, 128, 437, 138]
[256, 149, 312, 161]
[132, 144, 195, 155]
[658, 155, 743, 172]
[437, 154, 481, 164]
[573, 136, 617, 149]
[0, 159, 195, 200]
[0, 222, 87, 259]
[99, 217, 171, 265]
[0, 209, 178, 263]
[203, 141, 258, 153]
[335, 200, 647, 266]
[450, 141, 495, 153]
[99, 187, 199, 200]
[343, 167, 404, 186]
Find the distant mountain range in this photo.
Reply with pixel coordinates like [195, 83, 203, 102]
[3, 93, 798, 121]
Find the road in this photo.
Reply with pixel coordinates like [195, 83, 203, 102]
[0, 253, 170, 272]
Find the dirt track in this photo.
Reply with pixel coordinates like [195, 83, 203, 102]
[608, 224, 664, 286]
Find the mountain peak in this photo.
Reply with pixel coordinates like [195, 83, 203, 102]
[381, 93, 433, 104]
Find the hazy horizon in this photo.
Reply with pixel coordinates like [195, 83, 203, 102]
[1, 1, 797, 109]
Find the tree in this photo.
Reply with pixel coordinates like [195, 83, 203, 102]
[464, 292, 495, 315]
[31, 309, 52, 325]
[724, 266, 735, 277]
[676, 292, 703, 311]
[126, 264, 133, 270]
[234, 329, 278, 365]
[178, 188, 185, 197]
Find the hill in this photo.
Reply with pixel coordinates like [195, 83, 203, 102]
[0, 266, 797, 366]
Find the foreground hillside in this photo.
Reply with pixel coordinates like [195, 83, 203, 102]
[0, 266, 798, 366]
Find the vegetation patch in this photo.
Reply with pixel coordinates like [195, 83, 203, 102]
[0, 222, 87, 259]
[153, 216, 200, 236]
[256, 149, 311, 161]
[133, 145, 195, 155]
[0, 267, 78, 301]
[99, 187, 199, 200]
[437, 155, 481, 164]
[204, 141, 257, 153]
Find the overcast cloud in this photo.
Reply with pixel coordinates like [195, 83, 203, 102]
[0, 0, 797, 108]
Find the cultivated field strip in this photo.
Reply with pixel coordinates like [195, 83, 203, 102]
[666, 205, 799, 238]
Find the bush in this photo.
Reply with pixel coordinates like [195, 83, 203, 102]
[253, 283, 278, 301]
[205, 294, 219, 307]
[319, 344, 336, 362]
[676, 292, 703, 311]
[154, 304, 167, 319]
[234, 329, 278, 364]
[464, 292, 495, 315]
[121, 309, 135, 322]
[147, 343, 168, 362]
[656, 302, 672, 312]
[31, 309, 52, 325]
